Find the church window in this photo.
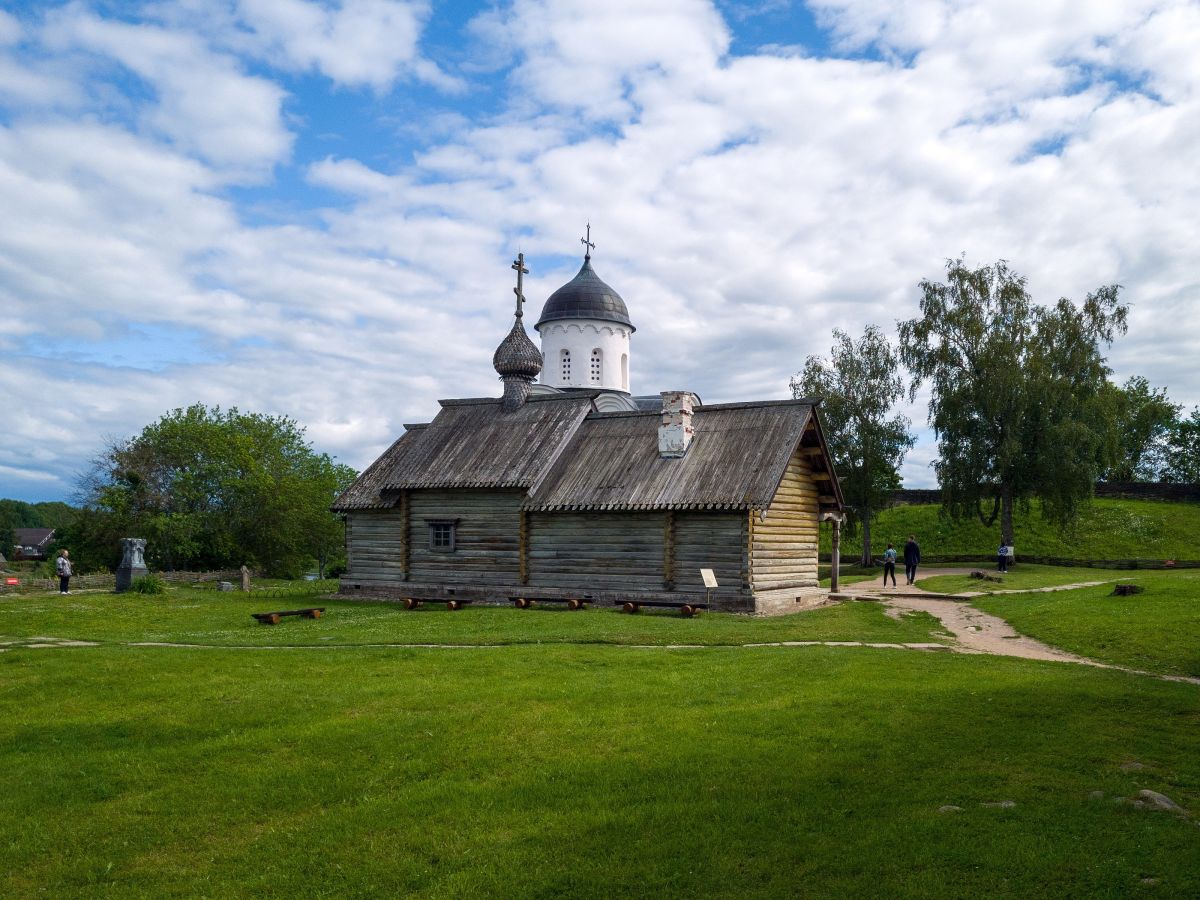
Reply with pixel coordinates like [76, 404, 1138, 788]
[621, 353, 628, 390]
[560, 349, 571, 382]
[590, 349, 602, 383]
[427, 520, 457, 552]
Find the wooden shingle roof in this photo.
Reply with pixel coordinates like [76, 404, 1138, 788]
[332, 394, 594, 510]
[524, 400, 818, 512]
[334, 394, 844, 515]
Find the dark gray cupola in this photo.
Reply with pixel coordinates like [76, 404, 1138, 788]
[534, 257, 634, 331]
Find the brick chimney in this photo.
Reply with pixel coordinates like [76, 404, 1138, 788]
[658, 391, 699, 458]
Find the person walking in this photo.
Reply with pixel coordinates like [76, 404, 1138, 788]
[56, 549, 72, 595]
[903, 535, 921, 585]
[997, 542, 1009, 573]
[882, 543, 898, 587]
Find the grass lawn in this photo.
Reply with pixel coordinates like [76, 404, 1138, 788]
[0, 585, 949, 648]
[971, 572, 1200, 679]
[916, 564, 1137, 595]
[819, 563, 876, 588]
[827, 498, 1200, 560]
[3, 641, 1199, 897]
[4, 586, 1199, 896]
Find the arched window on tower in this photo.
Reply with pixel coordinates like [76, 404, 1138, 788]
[560, 349, 571, 382]
[590, 348, 602, 384]
[621, 353, 628, 390]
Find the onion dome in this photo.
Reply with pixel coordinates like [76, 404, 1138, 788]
[535, 257, 634, 331]
[493, 319, 543, 379]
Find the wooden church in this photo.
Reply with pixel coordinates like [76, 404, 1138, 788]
[334, 242, 844, 615]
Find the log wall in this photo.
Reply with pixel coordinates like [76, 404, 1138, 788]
[347, 495, 752, 602]
[344, 508, 406, 583]
[674, 511, 747, 594]
[749, 449, 821, 591]
[527, 511, 664, 591]
[407, 489, 523, 585]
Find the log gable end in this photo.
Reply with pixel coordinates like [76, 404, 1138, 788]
[748, 447, 821, 593]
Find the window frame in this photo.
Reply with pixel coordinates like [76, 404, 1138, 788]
[425, 518, 459, 552]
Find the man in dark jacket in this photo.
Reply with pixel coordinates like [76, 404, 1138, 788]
[903, 535, 921, 585]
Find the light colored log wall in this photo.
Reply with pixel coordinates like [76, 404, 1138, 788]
[749, 450, 821, 591]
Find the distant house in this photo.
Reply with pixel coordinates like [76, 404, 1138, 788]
[13, 528, 55, 561]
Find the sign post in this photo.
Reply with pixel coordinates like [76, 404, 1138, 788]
[700, 567, 718, 608]
[821, 512, 846, 593]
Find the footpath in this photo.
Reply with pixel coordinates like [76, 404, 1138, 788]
[836, 570, 1200, 685]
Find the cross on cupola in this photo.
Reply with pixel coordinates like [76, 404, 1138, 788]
[511, 252, 528, 319]
[581, 223, 595, 260]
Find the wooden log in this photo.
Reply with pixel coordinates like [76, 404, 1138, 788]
[399, 490, 410, 580]
[663, 510, 675, 590]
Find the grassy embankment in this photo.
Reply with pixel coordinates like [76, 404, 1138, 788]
[1, 593, 1198, 896]
[822, 497, 1200, 561]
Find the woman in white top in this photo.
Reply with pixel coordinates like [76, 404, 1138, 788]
[56, 549, 72, 594]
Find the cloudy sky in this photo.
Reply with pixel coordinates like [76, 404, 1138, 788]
[2, 0, 1198, 502]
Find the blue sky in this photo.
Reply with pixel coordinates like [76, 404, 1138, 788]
[2, 0, 1199, 503]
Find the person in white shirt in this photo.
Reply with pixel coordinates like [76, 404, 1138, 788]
[56, 549, 73, 594]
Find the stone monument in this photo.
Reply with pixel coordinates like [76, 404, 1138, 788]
[240, 565, 251, 592]
[115, 537, 149, 592]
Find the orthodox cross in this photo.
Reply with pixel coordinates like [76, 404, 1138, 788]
[581, 223, 595, 259]
[512, 252, 528, 319]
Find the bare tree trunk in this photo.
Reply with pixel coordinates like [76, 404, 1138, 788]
[1000, 483, 1014, 546]
[860, 509, 873, 567]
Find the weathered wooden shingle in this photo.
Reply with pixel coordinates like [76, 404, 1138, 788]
[330, 429, 421, 511]
[332, 394, 595, 510]
[525, 400, 815, 511]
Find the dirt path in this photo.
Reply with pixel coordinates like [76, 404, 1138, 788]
[829, 569, 1200, 684]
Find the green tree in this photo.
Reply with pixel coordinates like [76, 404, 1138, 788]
[1163, 407, 1200, 482]
[71, 405, 356, 576]
[0, 506, 16, 564]
[791, 325, 914, 565]
[899, 257, 1128, 546]
[1103, 376, 1180, 482]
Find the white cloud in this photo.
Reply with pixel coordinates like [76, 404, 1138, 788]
[233, 0, 456, 89]
[4, 0, 1200, 498]
[0, 10, 22, 45]
[43, 5, 292, 174]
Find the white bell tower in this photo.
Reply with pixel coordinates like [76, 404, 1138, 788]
[533, 227, 634, 395]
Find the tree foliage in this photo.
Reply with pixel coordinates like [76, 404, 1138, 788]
[898, 257, 1128, 544]
[64, 405, 356, 577]
[1102, 376, 1180, 482]
[1163, 407, 1200, 483]
[792, 325, 914, 565]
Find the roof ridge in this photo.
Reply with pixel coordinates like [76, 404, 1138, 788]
[696, 398, 818, 411]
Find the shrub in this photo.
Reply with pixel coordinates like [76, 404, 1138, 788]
[131, 574, 168, 595]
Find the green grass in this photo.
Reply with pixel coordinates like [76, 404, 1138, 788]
[0, 585, 949, 648]
[917, 564, 1134, 595]
[971, 572, 1200, 678]
[4, 584, 1199, 895]
[825, 498, 1200, 560]
[2, 644, 1198, 897]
